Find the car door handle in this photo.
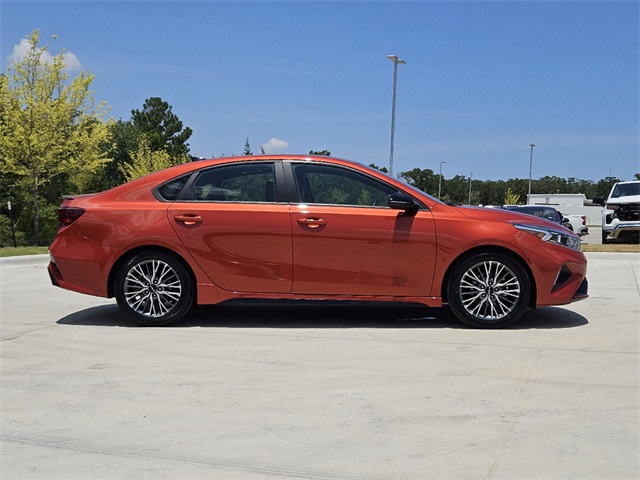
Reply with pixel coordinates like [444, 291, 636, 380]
[174, 214, 204, 226]
[297, 217, 327, 229]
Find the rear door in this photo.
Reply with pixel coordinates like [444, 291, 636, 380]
[168, 161, 292, 293]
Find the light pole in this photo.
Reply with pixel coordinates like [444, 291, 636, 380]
[528, 143, 535, 204]
[438, 161, 448, 199]
[386, 54, 406, 177]
[468, 172, 475, 205]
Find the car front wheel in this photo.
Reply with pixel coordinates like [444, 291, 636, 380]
[447, 251, 531, 328]
[115, 251, 195, 326]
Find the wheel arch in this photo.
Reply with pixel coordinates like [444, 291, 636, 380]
[441, 246, 537, 309]
[107, 245, 197, 302]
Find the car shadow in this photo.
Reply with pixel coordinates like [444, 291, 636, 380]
[56, 302, 588, 330]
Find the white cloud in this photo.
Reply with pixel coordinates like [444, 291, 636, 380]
[9, 38, 82, 71]
[261, 137, 289, 154]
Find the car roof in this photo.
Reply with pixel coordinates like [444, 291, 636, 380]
[96, 154, 440, 206]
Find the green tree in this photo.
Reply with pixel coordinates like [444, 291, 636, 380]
[400, 168, 438, 197]
[596, 176, 620, 198]
[0, 30, 110, 244]
[504, 188, 521, 205]
[443, 174, 472, 205]
[131, 97, 192, 158]
[369, 163, 389, 174]
[98, 98, 193, 190]
[534, 176, 569, 195]
[120, 138, 177, 181]
[309, 149, 331, 156]
[91, 119, 141, 191]
[121, 139, 189, 182]
[244, 137, 252, 155]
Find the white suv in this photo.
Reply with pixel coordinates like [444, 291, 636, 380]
[598, 181, 640, 244]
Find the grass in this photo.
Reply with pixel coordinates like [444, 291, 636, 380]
[1, 243, 638, 258]
[0, 246, 49, 257]
[581, 243, 640, 253]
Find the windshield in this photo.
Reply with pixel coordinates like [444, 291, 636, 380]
[611, 183, 640, 198]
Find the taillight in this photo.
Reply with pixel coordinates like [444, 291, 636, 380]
[581, 216, 586, 226]
[58, 206, 85, 227]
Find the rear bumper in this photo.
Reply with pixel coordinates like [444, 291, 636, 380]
[48, 228, 118, 298]
[48, 260, 107, 297]
[48, 261, 61, 287]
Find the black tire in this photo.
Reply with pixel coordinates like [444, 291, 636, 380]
[115, 251, 195, 326]
[447, 251, 531, 329]
[601, 231, 609, 244]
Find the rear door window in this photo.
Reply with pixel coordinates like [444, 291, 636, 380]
[192, 163, 277, 203]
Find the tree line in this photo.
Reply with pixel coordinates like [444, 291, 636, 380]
[397, 168, 633, 206]
[1, 30, 637, 246]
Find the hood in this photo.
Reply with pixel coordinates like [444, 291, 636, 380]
[454, 205, 573, 233]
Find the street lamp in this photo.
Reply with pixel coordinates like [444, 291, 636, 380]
[386, 54, 406, 177]
[468, 172, 475, 205]
[438, 161, 448, 199]
[528, 144, 535, 204]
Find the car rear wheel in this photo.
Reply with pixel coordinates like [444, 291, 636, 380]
[115, 251, 195, 326]
[447, 251, 530, 328]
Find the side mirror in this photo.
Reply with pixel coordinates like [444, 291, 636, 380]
[593, 196, 605, 207]
[388, 192, 419, 211]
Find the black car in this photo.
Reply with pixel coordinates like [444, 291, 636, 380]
[504, 205, 570, 228]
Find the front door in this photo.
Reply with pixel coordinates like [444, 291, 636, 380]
[288, 163, 437, 296]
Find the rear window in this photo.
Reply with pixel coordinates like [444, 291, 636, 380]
[154, 175, 190, 201]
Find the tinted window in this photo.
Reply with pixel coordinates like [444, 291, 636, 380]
[292, 164, 396, 207]
[192, 163, 276, 203]
[155, 175, 190, 201]
[506, 206, 561, 222]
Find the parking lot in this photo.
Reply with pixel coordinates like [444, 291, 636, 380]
[1, 252, 638, 479]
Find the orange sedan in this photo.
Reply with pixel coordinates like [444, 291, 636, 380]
[48, 155, 588, 328]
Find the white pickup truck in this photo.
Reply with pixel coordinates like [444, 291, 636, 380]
[562, 214, 589, 237]
[595, 181, 640, 244]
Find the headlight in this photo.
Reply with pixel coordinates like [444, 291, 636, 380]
[605, 204, 620, 218]
[514, 223, 581, 251]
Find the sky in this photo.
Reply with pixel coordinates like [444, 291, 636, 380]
[2, 0, 638, 182]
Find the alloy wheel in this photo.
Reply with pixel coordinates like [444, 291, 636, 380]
[123, 259, 182, 318]
[458, 260, 521, 321]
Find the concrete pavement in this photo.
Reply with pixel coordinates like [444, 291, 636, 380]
[1, 253, 638, 479]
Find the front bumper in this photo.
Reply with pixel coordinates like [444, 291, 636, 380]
[603, 222, 640, 240]
[572, 277, 588, 301]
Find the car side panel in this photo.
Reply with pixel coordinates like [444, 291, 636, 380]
[427, 206, 587, 306]
[50, 200, 218, 298]
[290, 205, 437, 296]
[168, 203, 293, 293]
